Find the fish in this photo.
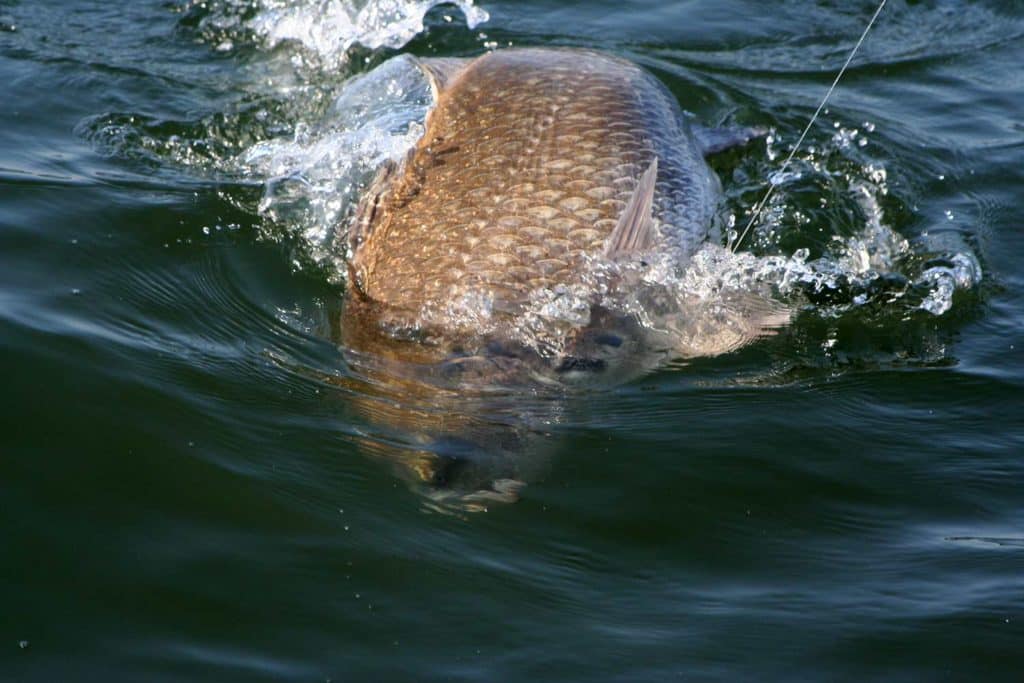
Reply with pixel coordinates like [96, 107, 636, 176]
[339, 47, 779, 387]
[333, 48, 784, 507]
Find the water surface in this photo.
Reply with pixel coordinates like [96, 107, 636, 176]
[2, 0, 1023, 679]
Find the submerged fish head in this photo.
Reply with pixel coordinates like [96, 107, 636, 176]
[548, 305, 669, 386]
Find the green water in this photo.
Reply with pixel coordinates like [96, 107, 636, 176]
[2, 0, 1023, 680]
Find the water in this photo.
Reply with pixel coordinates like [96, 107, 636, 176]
[2, 0, 1022, 679]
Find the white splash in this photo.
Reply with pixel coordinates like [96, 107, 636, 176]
[248, 0, 488, 63]
[238, 54, 435, 272]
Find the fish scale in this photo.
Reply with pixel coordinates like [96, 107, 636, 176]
[348, 48, 720, 333]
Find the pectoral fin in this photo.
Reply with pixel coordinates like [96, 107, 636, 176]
[674, 288, 793, 358]
[693, 124, 767, 157]
[604, 157, 658, 258]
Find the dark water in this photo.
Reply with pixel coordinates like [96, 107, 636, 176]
[3, 0, 1023, 679]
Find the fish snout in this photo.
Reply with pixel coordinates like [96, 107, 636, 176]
[554, 324, 633, 380]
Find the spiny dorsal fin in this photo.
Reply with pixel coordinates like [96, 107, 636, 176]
[348, 156, 398, 259]
[416, 57, 470, 98]
[604, 157, 658, 258]
[346, 146, 417, 296]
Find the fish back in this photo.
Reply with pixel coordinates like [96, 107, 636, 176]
[349, 48, 718, 329]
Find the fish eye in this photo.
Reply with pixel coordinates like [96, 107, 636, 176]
[594, 333, 623, 348]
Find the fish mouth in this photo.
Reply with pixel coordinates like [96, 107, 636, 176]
[555, 356, 607, 374]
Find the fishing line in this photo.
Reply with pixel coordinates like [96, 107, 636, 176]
[731, 0, 888, 253]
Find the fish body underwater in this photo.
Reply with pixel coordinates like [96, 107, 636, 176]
[340, 47, 778, 388]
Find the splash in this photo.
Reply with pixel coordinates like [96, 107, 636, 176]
[250, 0, 488, 62]
[84, 0, 487, 269]
[185, 0, 488, 65]
[238, 54, 435, 272]
[723, 140, 982, 321]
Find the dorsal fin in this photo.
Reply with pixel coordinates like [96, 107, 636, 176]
[604, 157, 658, 258]
[346, 147, 416, 296]
[347, 156, 398, 259]
[416, 57, 470, 98]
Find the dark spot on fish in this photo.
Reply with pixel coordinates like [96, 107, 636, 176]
[594, 333, 623, 347]
[556, 356, 607, 373]
[486, 340, 521, 357]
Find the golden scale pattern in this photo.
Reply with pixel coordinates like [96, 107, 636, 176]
[350, 48, 716, 328]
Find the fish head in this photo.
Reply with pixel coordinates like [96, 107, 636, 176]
[552, 305, 672, 387]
